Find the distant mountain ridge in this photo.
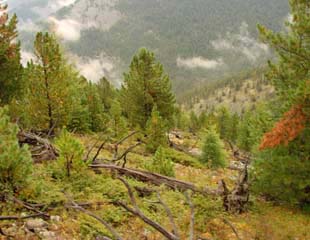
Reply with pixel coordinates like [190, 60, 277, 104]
[11, 0, 289, 93]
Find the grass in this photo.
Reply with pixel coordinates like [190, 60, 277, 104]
[0, 132, 309, 240]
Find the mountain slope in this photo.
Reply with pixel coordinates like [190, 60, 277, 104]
[14, 0, 289, 92]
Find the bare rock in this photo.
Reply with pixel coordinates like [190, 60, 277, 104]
[26, 218, 48, 230]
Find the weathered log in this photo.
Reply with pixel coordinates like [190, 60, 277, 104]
[222, 164, 249, 214]
[18, 131, 58, 162]
[90, 163, 217, 196]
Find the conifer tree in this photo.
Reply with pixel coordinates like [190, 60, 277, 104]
[253, 0, 310, 204]
[0, 3, 23, 104]
[0, 107, 33, 192]
[23, 32, 80, 130]
[85, 82, 107, 132]
[96, 77, 116, 111]
[109, 100, 127, 138]
[145, 106, 168, 153]
[54, 129, 85, 178]
[189, 111, 200, 133]
[258, 0, 310, 148]
[121, 48, 175, 129]
[216, 106, 231, 141]
[200, 127, 227, 169]
[145, 146, 175, 177]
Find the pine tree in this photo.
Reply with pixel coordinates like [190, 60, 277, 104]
[121, 48, 175, 129]
[200, 127, 227, 168]
[145, 146, 175, 177]
[189, 111, 200, 133]
[216, 106, 231, 141]
[0, 107, 33, 192]
[258, 0, 310, 148]
[145, 106, 168, 153]
[109, 100, 127, 138]
[96, 77, 116, 111]
[0, 3, 23, 104]
[253, 1, 310, 204]
[85, 82, 107, 132]
[23, 32, 80, 130]
[54, 129, 85, 178]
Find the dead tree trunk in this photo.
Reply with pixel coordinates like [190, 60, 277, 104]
[18, 131, 58, 162]
[222, 164, 249, 214]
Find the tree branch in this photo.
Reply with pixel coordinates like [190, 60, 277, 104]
[65, 193, 122, 240]
[184, 191, 195, 240]
[116, 177, 179, 240]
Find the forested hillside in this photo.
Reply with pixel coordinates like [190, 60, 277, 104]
[11, 0, 289, 92]
[0, 1, 309, 240]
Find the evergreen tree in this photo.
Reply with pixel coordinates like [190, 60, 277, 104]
[121, 48, 175, 129]
[23, 32, 80, 130]
[109, 100, 127, 138]
[237, 111, 254, 152]
[0, 107, 33, 192]
[200, 127, 227, 169]
[189, 111, 200, 133]
[216, 106, 231, 141]
[85, 82, 107, 132]
[145, 146, 175, 177]
[54, 129, 85, 178]
[145, 106, 168, 153]
[228, 113, 240, 143]
[0, 4, 23, 104]
[253, 0, 310, 204]
[96, 77, 116, 111]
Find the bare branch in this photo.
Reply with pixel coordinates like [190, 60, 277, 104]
[117, 177, 179, 240]
[222, 218, 242, 240]
[92, 140, 108, 163]
[156, 191, 180, 239]
[65, 193, 122, 240]
[115, 131, 139, 146]
[10, 196, 50, 220]
[84, 139, 100, 161]
[184, 191, 195, 240]
[0, 213, 45, 221]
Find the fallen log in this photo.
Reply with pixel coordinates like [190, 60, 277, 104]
[18, 131, 58, 162]
[90, 164, 218, 196]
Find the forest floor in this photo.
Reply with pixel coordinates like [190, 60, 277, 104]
[0, 131, 309, 240]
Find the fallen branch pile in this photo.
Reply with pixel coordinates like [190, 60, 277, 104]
[18, 131, 58, 162]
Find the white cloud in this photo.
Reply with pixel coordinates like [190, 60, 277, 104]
[211, 22, 269, 62]
[49, 17, 81, 41]
[72, 55, 116, 83]
[21, 50, 35, 66]
[49, 0, 76, 11]
[177, 56, 224, 70]
[19, 19, 41, 32]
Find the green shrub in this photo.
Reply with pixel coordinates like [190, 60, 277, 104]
[145, 106, 168, 153]
[252, 143, 310, 205]
[54, 129, 85, 178]
[165, 148, 202, 168]
[145, 147, 175, 177]
[200, 127, 227, 168]
[0, 107, 33, 192]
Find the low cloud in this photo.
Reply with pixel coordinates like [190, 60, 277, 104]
[211, 22, 269, 62]
[49, 17, 81, 41]
[177, 56, 224, 70]
[72, 54, 117, 83]
[19, 19, 41, 32]
[49, 0, 76, 11]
